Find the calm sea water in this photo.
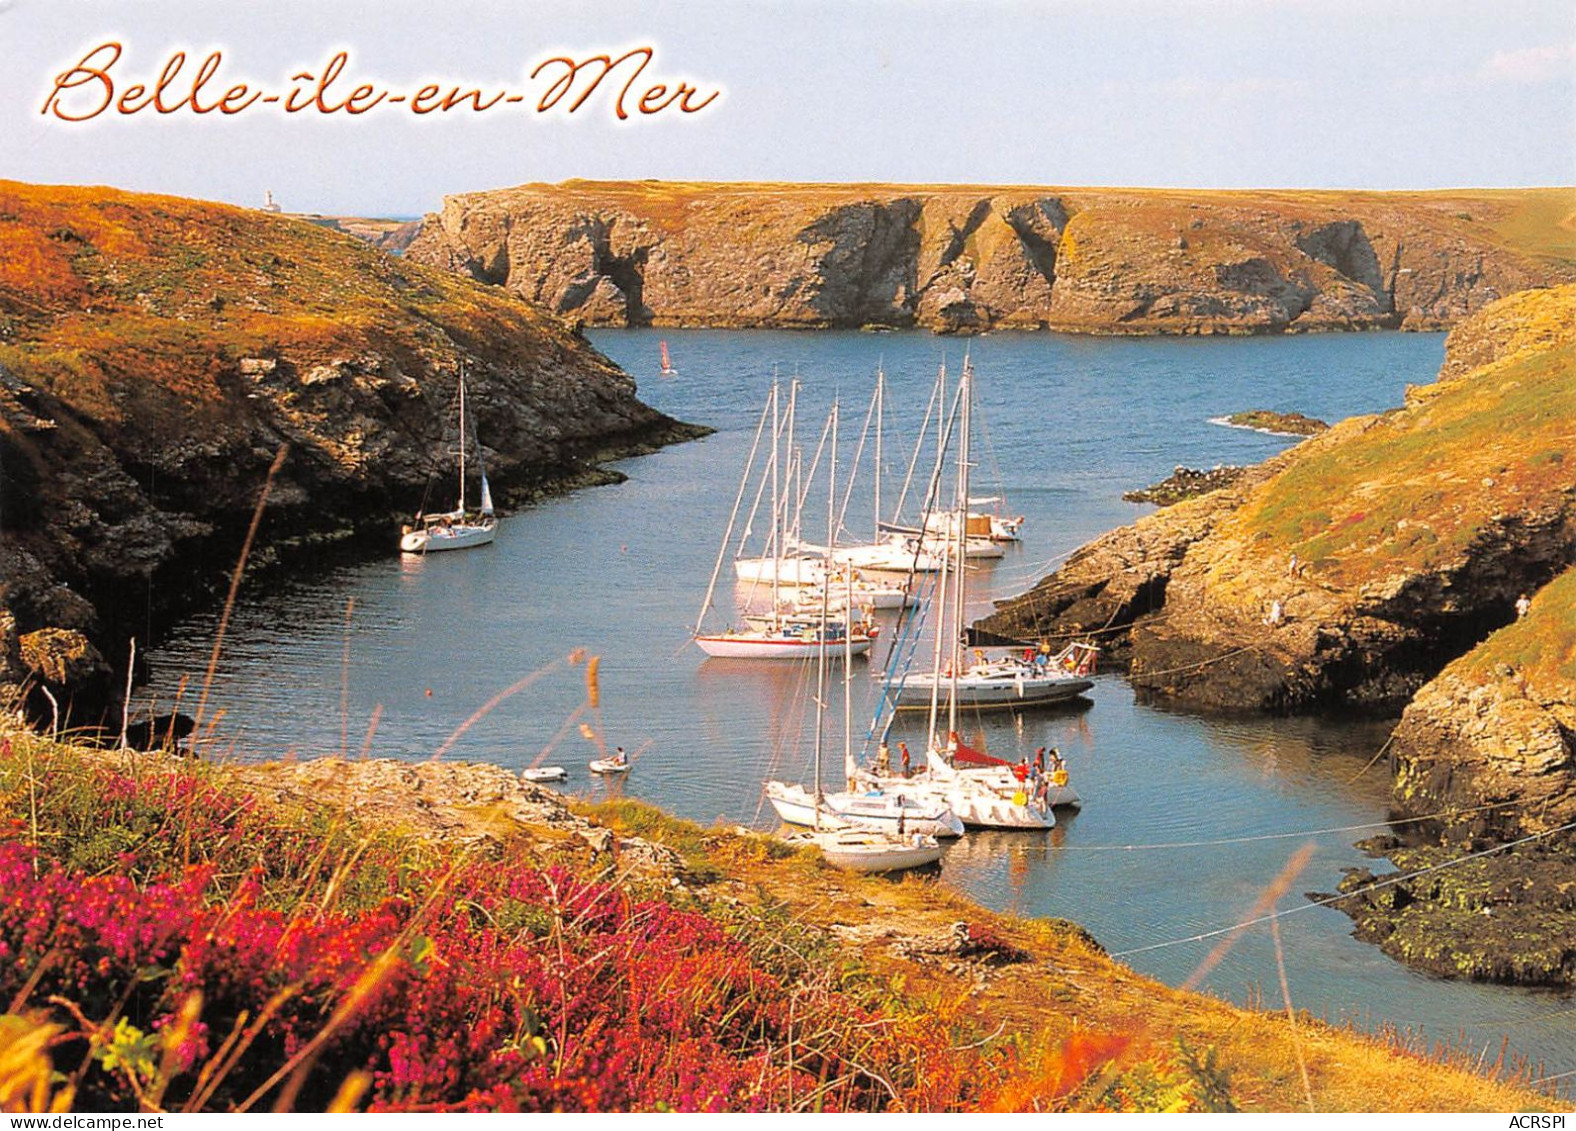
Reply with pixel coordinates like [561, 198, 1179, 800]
[144, 328, 1575, 1080]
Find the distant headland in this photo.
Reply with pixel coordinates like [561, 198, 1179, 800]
[401, 181, 1576, 335]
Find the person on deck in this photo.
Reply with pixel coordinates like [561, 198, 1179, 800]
[876, 740, 892, 774]
[1034, 747, 1046, 775]
[900, 742, 911, 778]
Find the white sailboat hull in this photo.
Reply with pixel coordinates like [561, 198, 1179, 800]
[733, 556, 826, 585]
[943, 787, 1054, 829]
[936, 764, 1083, 811]
[793, 582, 915, 610]
[695, 631, 872, 659]
[924, 508, 1023, 544]
[832, 540, 943, 574]
[892, 670, 1094, 708]
[765, 782, 963, 838]
[794, 828, 946, 872]
[852, 771, 1055, 829]
[989, 517, 1023, 542]
[945, 536, 1005, 560]
[401, 520, 497, 553]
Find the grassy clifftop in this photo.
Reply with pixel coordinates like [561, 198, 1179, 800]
[0, 181, 687, 725]
[0, 180, 620, 430]
[1221, 292, 1575, 589]
[0, 730, 1549, 1113]
[1457, 567, 1576, 694]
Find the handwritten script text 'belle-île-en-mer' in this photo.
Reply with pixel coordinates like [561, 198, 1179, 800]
[40, 43, 720, 121]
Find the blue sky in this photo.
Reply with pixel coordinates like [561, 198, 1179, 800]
[2, 0, 1572, 215]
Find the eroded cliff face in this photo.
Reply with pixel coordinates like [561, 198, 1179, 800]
[1389, 567, 1576, 839]
[0, 181, 692, 723]
[1328, 568, 1576, 986]
[405, 182, 1575, 335]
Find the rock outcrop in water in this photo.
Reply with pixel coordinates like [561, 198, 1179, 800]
[405, 181, 1576, 335]
[1122, 465, 1251, 507]
[0, 181, 697, 725]
[1219, 410, 1329, 436]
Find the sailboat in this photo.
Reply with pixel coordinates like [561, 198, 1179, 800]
[695, 383, 871, 660]
[813, 363, 951, 574]
[400, 368, 498, 553]
[659, 339, 677, 377]
[937, 496, 1025, 543]
[768, 405, 952, 871]
[853, 360, 1074, 828]
[890, 642, 1098, 709]
[890, 359, 1095, 710]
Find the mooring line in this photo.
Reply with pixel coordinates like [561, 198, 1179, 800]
[1046, 798, 1527, 852]
[1109, 817, 1576, 960]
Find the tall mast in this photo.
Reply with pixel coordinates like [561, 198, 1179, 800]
[696, 383, 774, 634]
[836, 404, 855, 790]
[457, 367, 467, 512]
[813, 401, 838, 830]
[874, 365, 884, 539]
[770, 381, 783, 621]
[924, 365, 958, 755]
[948, 359, 973, 741]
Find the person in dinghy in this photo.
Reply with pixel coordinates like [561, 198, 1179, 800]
[589, 745, 632, 775]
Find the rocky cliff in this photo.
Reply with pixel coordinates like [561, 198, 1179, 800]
[980, 285, 1576, 983]
[0, 181, 694, 724]
[1321, 569, 1575, 987]
[1390, 566, 1576, 838]
[405, 181, 1576, 335]
[981, 284, 1576, 716]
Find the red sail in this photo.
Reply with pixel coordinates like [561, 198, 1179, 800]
[948, 732, 1011, 769]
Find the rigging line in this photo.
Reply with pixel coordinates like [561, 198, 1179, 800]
[1129, 643, 1260, 683]
[981, 545, 1081, 590]
[1469, 1003, 1576, 1030]
[890, 361, 945, 524]
[835, 379, 879, 540]
[1343, 733, 1394, 784]
[862, 570, 939, 757]
[969, 365, 1009, 518]
[1109, 817, 1576, 960]
[733, 399, 789, 562]
[1046, 797, 1529, 851]
[697, 383, 774, 632]
[792, 411, 836, 538]
[863, 569, 939, 749]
